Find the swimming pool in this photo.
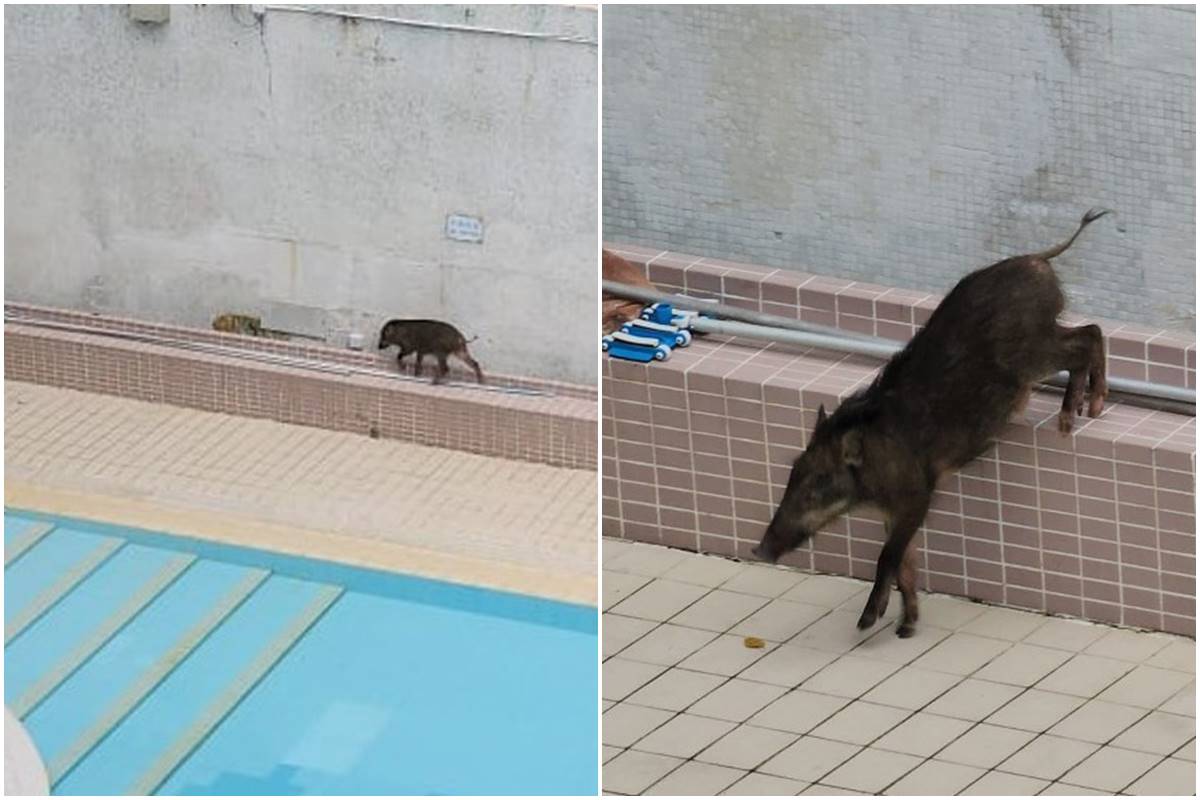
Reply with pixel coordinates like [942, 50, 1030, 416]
[4, 509, 598, 795]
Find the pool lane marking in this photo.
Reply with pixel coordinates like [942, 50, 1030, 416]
[5, 521, 56, 566]
[5, 537, 124, 645]
[48, 568, 270, 787]
[13, 553, 197, 719]
[131, 583, 344, 796]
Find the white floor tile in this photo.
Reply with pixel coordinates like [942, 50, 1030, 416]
[999, 734, 1100, 780]
[873, 711, 973, 757]
[986, 688, 1086, 732]
[1048, 699, 1148, 744]
[972, 643, 1072, 686]
[721, 771, 808, 795]
[862, 665, 963, 711]
[780, 574, 866, 607]
[751, 689, 851, 734]
[789, 609, 882, 654]
[1111, 711, 1196, 755]
[1126, 756, 1196, 796]
[679, 632, 776, 676]
[809, 700, 911, 746]
[611, 578, 710, 622]
[660, 552, 748, 587]
[919, 594, 988, 629]
[855, 622, 951, 664]
[603, 749, 684, 795]
[758, 736, 862, 783]
[1145, 639, 1197, 673]
[625, 667, 727, 712]
[1023, 617, 1108, 652]
[1059, 745, 1162, 792]
[603, 613, 657, 658]
[936, 722, 1036, 769]
[924, 678, 1024, 722]
[670, 589, 768, 632]
[697, 724, 799, 771]
[960, 606, 1049, 641]
[821, 747, 924, 793]
[618, 622, 718, 666]
[882, 758, 984, 795]
[912, 632, 1012, 675]
[603, 702, 675, 748]
[802, 654, 901, 698]
[1085, 628, 1174, 663]
[959, 769, 1049, 795]
[1099, 665, 1195, 709]
[1035, 652, 1136, 697]
[1159, 680, 1196, 716]
[644, 761, 745, 795]
[633, 712, 738, 758]
[604, 571, 653, 610]
[731, 598, 829, 642]
[720, 564, 809, 599]
[738, 643, 838, 688]
[688, 677, 788, 723]
[604, 657, 668, 701]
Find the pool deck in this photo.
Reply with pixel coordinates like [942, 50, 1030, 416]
[603, 538, 1195, 796]
[4, 381, 597, 605]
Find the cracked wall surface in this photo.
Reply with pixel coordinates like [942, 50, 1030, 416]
[5, 4, 598, 383]
[603, 5, 1195, 333]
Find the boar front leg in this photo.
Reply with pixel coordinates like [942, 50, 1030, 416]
[897, 539, 921, 638]
[857, 496, 930, 635]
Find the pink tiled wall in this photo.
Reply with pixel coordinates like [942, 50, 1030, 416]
[602, 244, 1196, 636]
[6, 308, 596, 471]
[606, 243, 1196, 391]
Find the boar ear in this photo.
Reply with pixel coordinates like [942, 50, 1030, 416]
[815, 404, 827, 428]
[842, 428, 864, 468]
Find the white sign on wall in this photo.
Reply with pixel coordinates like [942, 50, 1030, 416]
[445, 213, 484, 243]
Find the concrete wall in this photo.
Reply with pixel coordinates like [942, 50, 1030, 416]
[6, 4, 598, 384]
[603, 5, 1195, 333]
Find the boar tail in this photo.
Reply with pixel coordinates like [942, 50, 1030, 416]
[1035, 208, 1112, 261]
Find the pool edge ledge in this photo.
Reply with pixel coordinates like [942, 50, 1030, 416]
[5, 481, 597, 608]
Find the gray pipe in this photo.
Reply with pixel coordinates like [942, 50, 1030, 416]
[690, 317, 1195, 410]
[603, 280, 879, 343]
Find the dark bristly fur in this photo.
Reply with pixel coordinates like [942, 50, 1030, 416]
[753, 210, 1111, 638]
[377, 319, 485, 385]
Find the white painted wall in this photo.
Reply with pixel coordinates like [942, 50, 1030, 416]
[6, 4, 598, 383]
[604, 5, 1195, 333]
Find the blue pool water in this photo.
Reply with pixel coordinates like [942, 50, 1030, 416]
[4, 510, 598, 795]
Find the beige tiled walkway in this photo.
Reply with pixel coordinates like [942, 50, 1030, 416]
[603, 539, 1195, 796]
[4, 381, 596, 603]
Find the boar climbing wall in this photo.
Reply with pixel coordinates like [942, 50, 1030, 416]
[602, 5, 1195, 334]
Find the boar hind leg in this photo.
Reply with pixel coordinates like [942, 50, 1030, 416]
[858, 499, 929, 632]
[1054, 324, 1105, 433]
[456, 349, 485, 384]
[432, 354, 450, 385]
[413, 352, 426, 377]
[896, 540, 921, 638]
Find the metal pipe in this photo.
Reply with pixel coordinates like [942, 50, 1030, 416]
[602, 280, 879, 343]
[262, 5, 597, 46]
[689, 316, 1196, 411]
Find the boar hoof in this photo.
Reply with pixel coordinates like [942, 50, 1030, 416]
[896, 622, 916, 638]
[856, 609, 877, 630]
[1088, 394, 1105, 418]
[1057, 410, 1074, 434]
